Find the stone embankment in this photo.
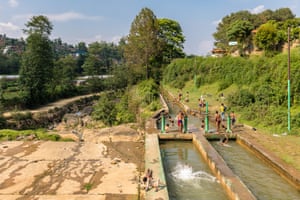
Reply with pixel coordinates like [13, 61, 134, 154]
[3, 94, 99, 130]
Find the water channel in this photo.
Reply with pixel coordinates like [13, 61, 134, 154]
[160, 141, 229, 200]
[211, 141, 300, 200]
[160, 96, 300, 199]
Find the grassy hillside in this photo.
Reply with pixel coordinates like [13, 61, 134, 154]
[163, 48, 300, 135]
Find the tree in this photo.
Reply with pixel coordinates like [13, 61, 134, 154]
[75, 42, 88, 74]
[51, 55, 77, 98]
[254, 21, 279, 55]
[124, 7, 160, 83]
[226, 20, 254, 55]
[273, 8, 295, 22]
[23, 15, 53, 36]
[19, 15, 54, 107]
[158, 18, 185, 64]
[213, 8, 296, 55]
[213, 10, 254, 51]
[92, 94, 116, 126]
[82, 41, 121, 75]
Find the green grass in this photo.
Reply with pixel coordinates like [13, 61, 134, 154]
[0, 129, 72, 141]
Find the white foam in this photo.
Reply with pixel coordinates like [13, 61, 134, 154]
[171, 163, 217, 183]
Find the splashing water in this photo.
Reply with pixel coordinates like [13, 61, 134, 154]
[171, 163, 217, 183]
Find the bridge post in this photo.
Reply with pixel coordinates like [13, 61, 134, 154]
[226, 115, 232, 133]
[205, 102, 209, 133]
[183, 115, 188, 133]
[161, 114, 165, 133]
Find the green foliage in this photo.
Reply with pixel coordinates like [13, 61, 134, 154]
[124, 7, 160, 82]
[83, 183, 93, 192]
[0, 129, 62, 141]
[158, 18, 185, 64]
[226, 19, 254, 55]
[82, 41, 121, 75]
[147, 100, 161, 111]
[11, 111, 32, 120]
[50, 55, 77, 99]
[19, 15, 54, 107]
[92, 93, 116, 126]
[36, 131, 61, 141]
[115, 93, 135, 124]
[254, 21, 280, 54]
[228, 89, 255, 107]
[137, 79, 159, 105]
[213, 8, 296, 55]
[0, 115, 6, 128]
[24, 15, 53, 36]
[163, 58, 195, 88]
[195, 76, 201, 88]
[162, 47, 300, 133]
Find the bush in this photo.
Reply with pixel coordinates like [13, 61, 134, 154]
[228, 89, 255, 107]
[11, 112, 32, 120]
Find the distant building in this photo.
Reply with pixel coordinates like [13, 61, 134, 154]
[211, 48, 226, 57]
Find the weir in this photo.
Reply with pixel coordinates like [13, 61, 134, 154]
[144, 92, 300, 200]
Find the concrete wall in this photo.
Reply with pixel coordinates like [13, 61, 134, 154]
[158, 133, 256, 200]
[237, 134, 300, 191]
[145, 134, 169, 200]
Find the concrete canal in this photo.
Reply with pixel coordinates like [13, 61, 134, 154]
[153, 93, 300, 199]
[160, 141, 229, 200]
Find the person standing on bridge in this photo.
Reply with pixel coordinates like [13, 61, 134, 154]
[220, 103, 226, 121]
[177, 111, 184, 132]
[230, 111, 236, 127]
[215, 111, 221, 133]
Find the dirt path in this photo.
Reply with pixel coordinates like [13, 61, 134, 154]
[3, 93, 98, 118]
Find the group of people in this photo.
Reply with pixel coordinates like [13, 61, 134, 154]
[178, 90, 189, 103]
[163, 111, 186, 133]
[215, 104, 236, 132]
[214, 103, 236, 145]
[142, 168, 160, 192]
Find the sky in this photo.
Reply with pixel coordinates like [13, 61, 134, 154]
[0, 0, 299, 56]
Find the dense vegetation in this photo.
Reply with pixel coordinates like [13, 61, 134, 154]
[0, 7, 183, 129]
[163, 47, 300, 134]
[1, 6, 300, 135]
[213, 7, 300, 56]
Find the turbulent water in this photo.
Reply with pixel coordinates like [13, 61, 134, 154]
[171, 163, 217, 183]
[160, 141, 229, 200]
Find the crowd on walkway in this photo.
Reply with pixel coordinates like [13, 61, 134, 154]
[171, 90, 238, 145]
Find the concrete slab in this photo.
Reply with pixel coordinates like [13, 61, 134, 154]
[0, 140, 140, 199]
[145, 134, 169, 200]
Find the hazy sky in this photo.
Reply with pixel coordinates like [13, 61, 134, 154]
[0, 0, 299, 55]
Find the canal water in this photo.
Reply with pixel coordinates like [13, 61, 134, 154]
[211, 141, 300, 200]
[160, 141, 229, 200]
[161, 95, 300, 199]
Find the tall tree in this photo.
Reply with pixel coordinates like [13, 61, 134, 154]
[226, 20, 254, 55]
[19, 15, 54, 107]
[213, 10, 254, 51]
[158, 18, 185, 64]
[51, 55, 77, 98]
[254, 21, 279, 56]
[124, 7, 160, 83]
[82, 41, 121, 75]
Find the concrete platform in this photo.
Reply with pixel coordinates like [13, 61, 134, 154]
[0, 141, 140, 200]
[145, 134, 169, 200]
